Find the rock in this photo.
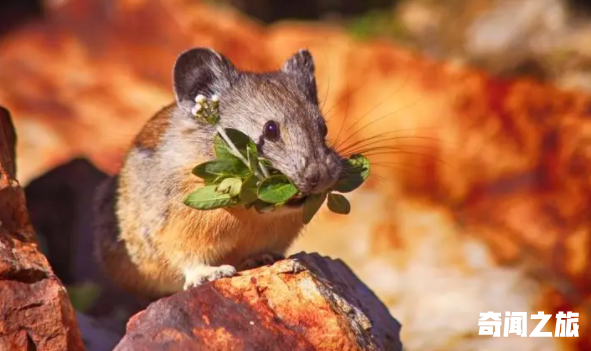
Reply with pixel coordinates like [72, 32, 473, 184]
[0, 106, 84, 351]
[114, 253, 402, 351]
[0, 107, 16, 176]
[76, 312, 122, 351]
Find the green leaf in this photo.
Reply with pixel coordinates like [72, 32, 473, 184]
[192, 158, 250, 183]
[257, 175, 299, 204]
[333, 154, 370, 193]
[213, 134, 233, 160]
[184, 185, 238, 210]
[216, 177, 242, 197]
[349, 154, 370, 176]
[225, 128, 252, 149]
[327, 193, 351, 214]
[303, 192, 327, 224]
[212, 174, 230, 185]
[214, 128, 252, 159]
[239, 175, 260, 205]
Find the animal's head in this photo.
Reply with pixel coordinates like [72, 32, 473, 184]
[173, 48, 343, 207]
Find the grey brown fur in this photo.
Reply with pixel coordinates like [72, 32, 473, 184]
[93, 48, 343, 300]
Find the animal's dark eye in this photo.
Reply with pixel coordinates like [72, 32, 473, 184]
[320, 123, 328, 137]
[263, 120, 280, 141]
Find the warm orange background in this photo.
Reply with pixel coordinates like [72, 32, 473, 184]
[1, 0, 589, 349]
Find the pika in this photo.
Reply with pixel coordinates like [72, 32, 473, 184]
[93, 48, 343, 300]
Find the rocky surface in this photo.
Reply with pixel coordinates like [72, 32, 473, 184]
[1, 0, 591, 350]
[0, 107, 84, 351]
[114, 253, 402, 351]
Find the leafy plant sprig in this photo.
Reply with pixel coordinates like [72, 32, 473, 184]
[184, 94, 370, 224]
[192, 94, 269, 180]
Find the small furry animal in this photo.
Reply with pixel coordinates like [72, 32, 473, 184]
[93, 48, 343, 300]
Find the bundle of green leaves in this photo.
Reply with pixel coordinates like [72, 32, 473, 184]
[183, 95, 370, 224]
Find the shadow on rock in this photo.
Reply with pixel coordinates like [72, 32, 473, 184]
[24, 157, 149, 333]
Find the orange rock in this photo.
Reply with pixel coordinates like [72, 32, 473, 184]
[0, 107, 84, 351]
[114, 253, 402, 351]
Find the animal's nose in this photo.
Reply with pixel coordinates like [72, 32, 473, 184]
[306, 171, 320, 188]
[303, 163, 331, 194]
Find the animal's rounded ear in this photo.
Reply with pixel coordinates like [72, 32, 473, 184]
[281, 49, 318, 104]
[282, 49, 315, 76]
[173, 48, 237, 106]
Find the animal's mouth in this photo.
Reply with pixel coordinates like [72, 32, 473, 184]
[286, 194, 308, 208]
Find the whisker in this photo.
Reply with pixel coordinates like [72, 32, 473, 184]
[330, 81, 352, 149]
[343, 145, 434, 154]
[341, 145, 439, 157]
[370, 160, 431, 170]
[370, 166, 421, 180]
[337, 131, 458, 150]
[352, 150, 449, 166]
[323, 74, 369, 118]
[355, 126, 444, 134]
[340, 143, 438, 156]
[337, 135, 443, 155]
[339, 159, 426, 179]
[360, 153, 444, 166]
[367, 172, 389, 182]
[334, 97, 423, 151]
[320, 61, 331, 115]
[336, 132, 398, 153]
[334, 112, 402, 151]
[336, 70, 412, 137]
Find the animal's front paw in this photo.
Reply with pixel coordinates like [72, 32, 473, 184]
[183, 264, 237, 290]
[238, 253, 285, 271]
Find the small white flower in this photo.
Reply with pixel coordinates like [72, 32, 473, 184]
[191, 104, 202, 115]
[211, 94, 219, 102]
[195, 94, 206, 103]
[249, 321, 254, 325]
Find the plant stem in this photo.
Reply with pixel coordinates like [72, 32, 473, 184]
[258, 161, 270, 178]
[216, 126, 264, 180]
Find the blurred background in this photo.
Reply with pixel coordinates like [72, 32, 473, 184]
[1, 0, 590, 350]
